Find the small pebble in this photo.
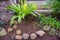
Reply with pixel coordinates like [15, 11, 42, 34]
[8, 28, 13, 32]
[30, 33, 37, 39]
[22, 33, 29, 39]
[16, 29, 21, 35]
[13, 20, 18, 25]
[15, 35, 22, 40]
[13, 25, 17, 29]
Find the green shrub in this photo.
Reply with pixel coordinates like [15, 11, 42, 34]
[38, 14, 60, 29]
[6, 0, 37, 25]
[46, 0, 60, 16]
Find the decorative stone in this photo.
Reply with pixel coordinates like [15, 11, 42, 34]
[15, 35, 22, 40]
[30, 33, 37, 39]
[13, 25, 17, 29]
[16, 29, 21, 35]
[42, 25, 51, 31]
[37, 24, 40, 27]
[56, 32, 59, 36]
[13, 20, 18, 25]
[11, 34, 16, 40]
[8, 28, 13, 32]
[49, 28, 56, 36]
[59, 32, 60, 37]
[0, 28, 7, 36]
[36, 30, 45, 37]
[34, 26, 36, 29]
[22, 33, 29, 39]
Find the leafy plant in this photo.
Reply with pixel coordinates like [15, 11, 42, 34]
[6, 0, 37, 25]
[46, 0, 60, 17]
[38, 14, 60, 29]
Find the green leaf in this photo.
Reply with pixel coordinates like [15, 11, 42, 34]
[18, 15, 22, 23]
[10, 15, 17, 26]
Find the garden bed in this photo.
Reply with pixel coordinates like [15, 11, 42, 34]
[0, 14, 59, 40]
[0, 1, 60, 40]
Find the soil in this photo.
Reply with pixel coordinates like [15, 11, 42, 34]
[0, 16, 59, 40]
[0, 1, 60, 40]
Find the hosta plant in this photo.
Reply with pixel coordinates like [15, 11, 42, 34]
[7, 0, 37, 25]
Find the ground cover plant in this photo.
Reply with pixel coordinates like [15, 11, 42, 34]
[38, 14, 60, 30]
[46, 0, 60, 17]
[6, 0, 37, 25]
[0, 1, 60, 40]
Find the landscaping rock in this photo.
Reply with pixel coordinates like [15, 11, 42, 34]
[13, 20, 18, 25]
[22, 33, 29, 39]
[0, 28, 7, 36]
[36, 30, 45, 37]
[49, 28, 56, 36]
[16, 29, 21, 35]
[42, 25, 51, 31]
[37, 24, 40, 27]
[13, 25, 17, 29]
[56, 31, 59, 36]
[15, 35, 22, 40]
[30, 33, 37, 39]
[8, 28, 13, 32]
